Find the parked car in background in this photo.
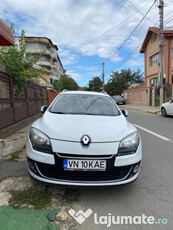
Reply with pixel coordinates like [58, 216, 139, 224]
[161, 99, 173, 117]
[26, 91, 142, 186]
[112, 95, 126, 105]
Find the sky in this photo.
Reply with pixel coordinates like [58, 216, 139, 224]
[1, 0, 173, 87]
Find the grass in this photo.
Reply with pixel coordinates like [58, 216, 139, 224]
[7, 145, 26, 162]
[7, 150, 22, 162]
[10, 190, 51, 210]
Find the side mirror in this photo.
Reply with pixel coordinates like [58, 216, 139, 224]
[40, 105, 48, 113]
[169, 99, 173, 103]
[122, 109, 128, 117]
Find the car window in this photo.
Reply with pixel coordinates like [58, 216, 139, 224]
[50, 94, 119, 116]
[113, 96, 122, 99]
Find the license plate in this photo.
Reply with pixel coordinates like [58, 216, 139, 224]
[64, 159, 106, 171]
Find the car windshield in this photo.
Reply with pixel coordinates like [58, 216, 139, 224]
[113, 96, 123, 99]
[50, 94, 119, 116]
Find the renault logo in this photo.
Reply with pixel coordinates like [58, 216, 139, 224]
[81, 135, 91, 147]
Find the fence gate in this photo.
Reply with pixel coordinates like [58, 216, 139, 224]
[0, 72, 48, 130]
[149, 88, 152, 106]
[163, 84, 172, 103]
[155, 87, 160, 106]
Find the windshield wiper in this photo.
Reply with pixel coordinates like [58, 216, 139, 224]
[84, 98, 100, 113]
[50, 111, 68, 114]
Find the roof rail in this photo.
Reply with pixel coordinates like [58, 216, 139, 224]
[62, 89, 68, 93]
[101, 91, 108, 95]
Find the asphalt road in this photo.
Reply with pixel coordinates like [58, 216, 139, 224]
[75, 110, 173, 230]
[0, 160, 28, 181]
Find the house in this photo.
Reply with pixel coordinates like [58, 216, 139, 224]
[14, 36, 66, 85]
[123, 26, 173, 106]
[140, 26, 173, 88]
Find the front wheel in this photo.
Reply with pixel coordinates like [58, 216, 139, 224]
[161, 107, 167, 117]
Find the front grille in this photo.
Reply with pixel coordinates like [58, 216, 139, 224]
[56, 153, 113, 159]
[35, 154, 132, 182]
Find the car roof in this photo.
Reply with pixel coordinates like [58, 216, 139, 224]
[60, 90, 109, 97]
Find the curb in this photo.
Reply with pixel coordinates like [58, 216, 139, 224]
[120, 105, 160, 115]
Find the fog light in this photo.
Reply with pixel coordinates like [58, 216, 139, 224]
[133, 164, 140, 174]
[27, 160, 36, 172]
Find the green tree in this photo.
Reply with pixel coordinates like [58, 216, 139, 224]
[105, 71, 129, 96]
[120, 68, 144, 84]
[78, 86, 89, 91]
[88, 77, 102, 92]
[104, 68, 144, 96]
[0, 23, 45, 97]
[53, 74, 79, 92]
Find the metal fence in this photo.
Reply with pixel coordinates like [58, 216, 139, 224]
[0, 70, 48, 130]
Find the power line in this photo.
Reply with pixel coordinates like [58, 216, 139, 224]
[67, 0, 173, 79]
[64, 0, 155, 75]
[164, 10, 173, 19]
[104, 42, 142, 75]
[99, 1, 173, 79]
[95, 64, 103, 77]
[104, 0, 157, 64]
[65, 0, 154, 52]
[163, 16, 173, 25]
[122, 0, 157, 25]
[104, 2, 173, 80]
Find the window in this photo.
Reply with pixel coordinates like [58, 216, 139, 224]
[150, 77, 158, 86]
[50, 78, 53, 84]
[151, 34, 157, 43]
[52, 68, 58, 75]
[150, 53, 159, 66]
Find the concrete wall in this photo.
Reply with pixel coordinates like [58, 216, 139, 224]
[123, 88, 149, 105]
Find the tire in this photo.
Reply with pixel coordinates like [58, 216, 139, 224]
[161, 107, 167, 117]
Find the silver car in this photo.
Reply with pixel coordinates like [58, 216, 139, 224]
[26, 91, 142, 186]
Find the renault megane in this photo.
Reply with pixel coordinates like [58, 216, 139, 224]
[26, 90, 142, 186]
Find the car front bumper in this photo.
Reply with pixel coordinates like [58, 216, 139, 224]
[26, 138, 142, 186]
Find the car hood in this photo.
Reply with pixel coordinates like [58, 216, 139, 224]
[32, 111, 136, 142]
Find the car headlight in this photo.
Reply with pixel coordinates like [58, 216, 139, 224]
[117, 131, 140, 156]
[29, 127, 52, 153]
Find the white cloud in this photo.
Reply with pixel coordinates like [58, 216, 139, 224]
[1, 0, 173, 85]
[127, 58, 144, 68]
[1, 0, 162, 57]
[66, 70, 84, 81]
[59, 51, 79, 65]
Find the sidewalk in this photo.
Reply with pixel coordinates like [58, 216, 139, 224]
[0, 125, 30, 180]
[120, 104, 160, 114]
[0, 124, 31, 160]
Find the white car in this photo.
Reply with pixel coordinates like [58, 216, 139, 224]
[161, 99, 173, 117]
[26, 91, 142, 186]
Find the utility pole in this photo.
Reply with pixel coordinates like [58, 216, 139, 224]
[159, 0, 164, 105]
[92, 79, 94, 91]
[102, 62, 105, 91]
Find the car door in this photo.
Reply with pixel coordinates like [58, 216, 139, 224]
[166, 99, 173, 115]
[169, 99, 173, 115]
